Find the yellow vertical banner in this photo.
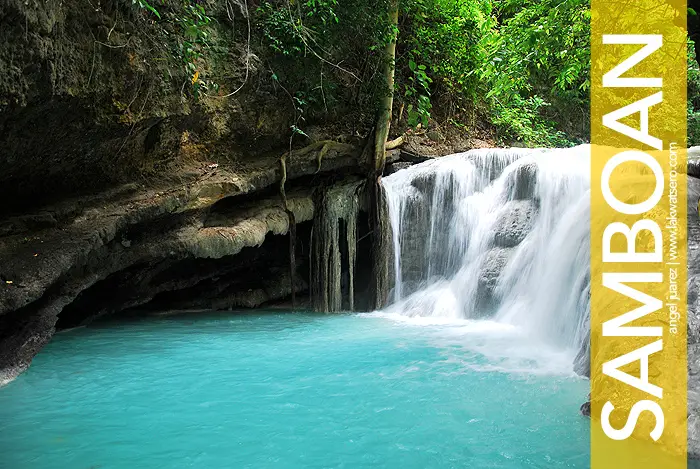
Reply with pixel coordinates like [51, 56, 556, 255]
[591, 0, 687, 468]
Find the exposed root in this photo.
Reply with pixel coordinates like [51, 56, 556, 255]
[316, 142, 331, 173]
[385, 135, 404, 150]
[278, 152, 297, 306]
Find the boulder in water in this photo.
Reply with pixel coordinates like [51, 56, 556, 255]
[580, 400, 591, 417]
[409, 171, 437, 197]
[689, 147, 700, 178]
[476, 247, 513, 314]
[384, 162, 412, 175]
[508, 162, 538, 200]
[492, 200, 538, 248]
[479, 248, 511, 292]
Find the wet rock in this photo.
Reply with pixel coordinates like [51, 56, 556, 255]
[476, 247, 513, 314]
[580, 400, 591, 417]
[492, 200, 537, 248]
[479, 248, 511, 294]
[0, 143, 364, 383]
[508, 162, 538, 200]
[400, 149, 435, 164]
[573, 339, 590, 378]
[689, 147, 700, 178]
[690, 159, 700, 179]
[687, 175, 700, 459]
[386, 149, 402, 165]
[384, 162, 412, 175]
[395, 189, 431, 292]
[410, 171, 436, 197]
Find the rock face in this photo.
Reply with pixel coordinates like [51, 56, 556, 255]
[310, 180, 364, 312]
[0, 142, 369, 384]
[580, 400, 591, 417]
[0, 0, 382, 383]
[385, 162, 413, 175]
[384, 150, 543, 307]
[689, 175, 700, 460]
[493, 200, 538, 248]
[507, 162, 539, 200]
[476, 247, 513, 314]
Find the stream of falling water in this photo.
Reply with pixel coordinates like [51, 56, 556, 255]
[379, 146, 591, 374]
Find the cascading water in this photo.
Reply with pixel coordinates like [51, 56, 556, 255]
[381, 146, 591, 374]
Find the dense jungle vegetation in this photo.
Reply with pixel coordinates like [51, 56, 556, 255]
[252, 0, 592, 147]
[130, 0, 700, 147]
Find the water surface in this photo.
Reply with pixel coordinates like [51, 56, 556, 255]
[0, 312, 589, 468]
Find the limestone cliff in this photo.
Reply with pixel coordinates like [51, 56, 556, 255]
[0, 0, 390, 383]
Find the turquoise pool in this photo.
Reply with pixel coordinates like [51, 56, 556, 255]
[0, 312, 589, 468]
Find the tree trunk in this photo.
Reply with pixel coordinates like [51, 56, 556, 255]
[368, 0, 398, 310]
[372, 0, 399, 175]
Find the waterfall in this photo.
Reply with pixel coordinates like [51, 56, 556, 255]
[381, 146, 590, 372]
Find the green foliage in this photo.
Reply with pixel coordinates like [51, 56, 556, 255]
[257, 2, 304, 56]
[256, 0, 391, 136]
[125, 0, 700, 148]
[479, 0, 589, 145]
[394, 0, 588, 145]
[688, 43, 700, 146]
[490, 95, 571, 147]
[388, 0, 490, 132]
[175, 2, 216, 97]
[254, 0, 588, 146]
[257, 0, 348, 57]
[131, 0, 216, 99]
[401, 0, 491, 98]
[133, 0, 161, 19]
[405, 60, 432, 127]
